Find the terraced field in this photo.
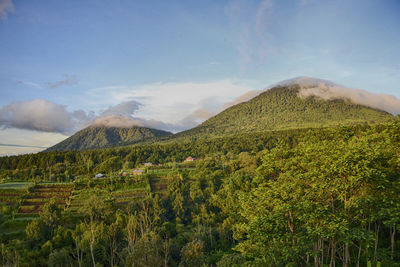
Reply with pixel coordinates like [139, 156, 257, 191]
[149, 176, 169, 196]
[0, 183, 32, 210]
[113, 187, 150, 206]
[17, 183, 74, 215]
[0, 182, 74, 237]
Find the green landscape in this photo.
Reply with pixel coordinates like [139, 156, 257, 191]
[1, 83, 400, 266]
[2, 0, 400, 265]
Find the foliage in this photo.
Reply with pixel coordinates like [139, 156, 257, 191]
[1, 120, 400, 266]
[46, 125, 172, 152]
[171, 85, 394, 141]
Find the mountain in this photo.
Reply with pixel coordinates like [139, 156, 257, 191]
[170, 81, 394, 141]
[45, 126, 172, 151]
[45, 77, 396, 151]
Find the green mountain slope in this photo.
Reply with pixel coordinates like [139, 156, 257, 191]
[45, 126, 172, 151]
[170, 85, 394, 141]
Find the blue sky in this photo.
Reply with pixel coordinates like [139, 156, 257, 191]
[0, 0, 400, 155]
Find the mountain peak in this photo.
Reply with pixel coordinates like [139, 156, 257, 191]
[171, 83, 394, 141]
[45, 125, 172, 151]
[269, 76, 339, 89]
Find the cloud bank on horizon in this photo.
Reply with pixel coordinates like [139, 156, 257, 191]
[1, 77, 399, 139]
[0, 79, 255, 135]
[0, 99, 91, 134]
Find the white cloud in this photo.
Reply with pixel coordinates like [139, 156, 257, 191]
[0, 79, 260, 153]
[101, 100, 142, 117]
[0, 0, 13, 21]
[87, 80, 256, 127]
[91, 115, 180, 132]
[276, 76, 400, 115]
[299, 85, 400, 115]
[224, 0, 276, 69]
[0, 99, 92, 134]
[17, 81, 43, 89]
[46, 74, 78, 89]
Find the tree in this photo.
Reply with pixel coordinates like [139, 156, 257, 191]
[26, 220, 48, 242]
[39, 198, 62, 229]
[179, 239, 205, 267]
[48, 248, 72, 267]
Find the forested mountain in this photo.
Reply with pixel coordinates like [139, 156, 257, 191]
[171, 84, 394, 141]
[45, 126, 172, 152]
[45, 82, 394, 150]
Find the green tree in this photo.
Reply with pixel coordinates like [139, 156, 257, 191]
[179, 239, 205, 267]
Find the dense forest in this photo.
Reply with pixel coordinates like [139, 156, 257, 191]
[45, 126, 172, 152]
[170, 86, 394, 141]
[0, 123, 382, 182]
[1, 120, 400, 266]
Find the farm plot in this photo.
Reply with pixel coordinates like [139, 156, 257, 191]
[0, 190, 25, 207]
[113, 188, 150, 206]
[149, 176, 170, 196]
[17, 183, 74, 215]
[0, 183, 33, 210]
[112, 179, 151, 206]
[0, 182, 33, 190]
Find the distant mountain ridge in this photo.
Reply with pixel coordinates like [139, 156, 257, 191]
[45, 126, 172, 151]
[169, 84, 394, 141]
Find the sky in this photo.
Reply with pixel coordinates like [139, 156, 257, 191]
[0, 0, 399, 155]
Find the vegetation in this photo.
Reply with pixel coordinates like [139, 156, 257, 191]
[170, 85, 394, 142]
[0, 120, 399, 266]
[45, 125, 172, 152]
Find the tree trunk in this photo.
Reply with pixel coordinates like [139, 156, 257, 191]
[90, 242, 96, 267]
[356, 243, 362, 267]
[321, 239, 324, 267]
[330, 239, 336, 267]
[75, 239, 82, 267]
[90, 223, 96, 267]
[344, 243, 350, 267]
[314, 241, 319, 267]
[163, 237, 169, 267]
[374, 223, 380, 263]
[391, 225, 396, 260]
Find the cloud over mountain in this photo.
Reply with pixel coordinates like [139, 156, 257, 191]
[2, 77, 397, 138]
[280, 77, 400, 115]
[101, 100, 142, 117]
[91, 115, 185, 132]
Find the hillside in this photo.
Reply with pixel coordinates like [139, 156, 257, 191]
[45, 126, 172, 151]
[170, 84, 394, 141]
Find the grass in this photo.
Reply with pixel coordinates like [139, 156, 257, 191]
[14, 214, 39, 219]
[0, 182, 33, 190]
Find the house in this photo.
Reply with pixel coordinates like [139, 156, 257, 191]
[95, 173, 104, 178]
[185, 156, 197, 162]
[133, 169, 145, 175]
[144, 162, 153, 166]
